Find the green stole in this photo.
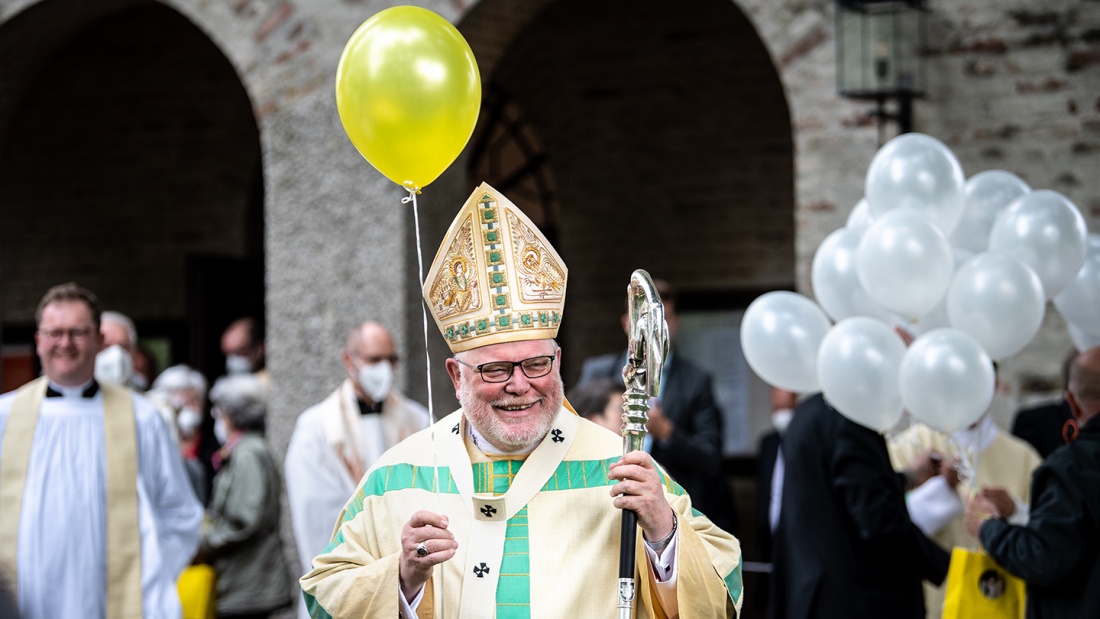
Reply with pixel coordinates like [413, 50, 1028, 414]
[0, 376, 142, 617]
[444, 410, 577, 619]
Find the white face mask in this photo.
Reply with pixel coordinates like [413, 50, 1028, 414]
[771, 408, 794, 434]
[95, 345, 134, 386]
[213, 416, 229, 444]
[357, 360, 394, 403]
[225, 355, 252, 375]
[177, 407, 202, 438]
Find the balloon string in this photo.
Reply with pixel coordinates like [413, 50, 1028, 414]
[407, 187, 444, 614]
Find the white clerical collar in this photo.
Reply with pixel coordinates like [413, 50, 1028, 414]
[466, 420, 537, 456]
[951, 413, 997, 454]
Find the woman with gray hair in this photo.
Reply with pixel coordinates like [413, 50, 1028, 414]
[151, 363, 211, 503]
[198, 374, 293, 618]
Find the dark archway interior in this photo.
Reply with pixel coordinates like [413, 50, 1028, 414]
[0, 0, 264, 386]
[464, 0, 795, 386]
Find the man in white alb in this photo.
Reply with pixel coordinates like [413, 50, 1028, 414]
[0, 282, 203, 619]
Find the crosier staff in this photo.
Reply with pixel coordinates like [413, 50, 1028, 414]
[617, 269, 669, 618]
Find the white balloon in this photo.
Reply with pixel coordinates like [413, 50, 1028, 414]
[865, 133, 966, 235]
[1068, 322, 1100, 353]
[857, 209, 955, 319]
[817, 317, 906, 431]
[740, 291, 832, 393]
[1053, 234, 1100, 335]
[949, 170, 1031, 254]
[902, 247, 974, 336]
[812, 228, 895, 323]
[846, 199, 875, 238]
[988, 190, 1088, 299]
[900, 328, 995, 433]
[947, 252, 1046, 360]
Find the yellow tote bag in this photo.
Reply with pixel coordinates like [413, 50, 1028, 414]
[942, 547, 1025, 619]
[177, 564, 216, 619]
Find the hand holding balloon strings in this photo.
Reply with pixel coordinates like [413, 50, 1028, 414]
[335, 9, 482, 615]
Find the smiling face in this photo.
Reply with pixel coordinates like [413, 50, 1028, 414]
[446, 339, 564, 452]
[36, 300, 103, 387]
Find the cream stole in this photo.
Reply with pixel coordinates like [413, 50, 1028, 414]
[0, 376, 142, 617]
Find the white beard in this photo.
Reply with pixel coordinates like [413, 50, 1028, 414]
[458, 373, 564, 453]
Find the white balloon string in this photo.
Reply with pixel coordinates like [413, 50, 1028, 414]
[408, 187, 444, 612]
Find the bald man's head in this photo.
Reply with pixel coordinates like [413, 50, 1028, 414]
[343, 322, 399, 403]
[346, 322, 395, 355]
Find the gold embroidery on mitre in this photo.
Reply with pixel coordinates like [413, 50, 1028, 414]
[422, 182, 567, 353]
[427, 214, 482, 320]
[509, 210, 566, 303]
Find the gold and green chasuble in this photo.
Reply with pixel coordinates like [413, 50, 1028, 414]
[301, 407, 742, 618]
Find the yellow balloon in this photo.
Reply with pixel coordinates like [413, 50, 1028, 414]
[335, 6, 481, 192]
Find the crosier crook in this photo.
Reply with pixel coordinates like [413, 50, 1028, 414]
[617, 269, 669, 618]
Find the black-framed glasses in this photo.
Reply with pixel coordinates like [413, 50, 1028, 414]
[37, 328, 94, 343]
[454, 355, 556, 383]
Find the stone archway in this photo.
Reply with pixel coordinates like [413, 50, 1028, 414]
[0, 0, 265, 387]
[458, 0, 795, 389]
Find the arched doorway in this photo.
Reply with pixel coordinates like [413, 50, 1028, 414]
[462, 0, 795, 448]
[0, 0, 264, 388]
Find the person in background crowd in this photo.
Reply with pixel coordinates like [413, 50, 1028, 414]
[301, 184, 742, 618]
[95, 310, 140, 390]
[0, 282, 202, 619]
[131, 344, 158, 393]
[1011, 350, 1077, 459]
[566, 377, 624, 434]
[284, 321, 429, 619]
[757, 386, 797, 559]
[221, 317, 268, 389]
[770, 392, 950, 618]
[966, 345, 1100, 618]
[748, 387, 798, 616]
[198, 374, 293, 619]
[98, 311, 174, 440]
[889, 398, 1041, 618]
[150, 364, 212, 505]
[576, 279, 731, 530]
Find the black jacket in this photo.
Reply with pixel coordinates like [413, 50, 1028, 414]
[981, 414, 1100, 619]
[1011, 398, 1073, 458]
[577, 350, 731, 529]
[769, 394, 949, 619]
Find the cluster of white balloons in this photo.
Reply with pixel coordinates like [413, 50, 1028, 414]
[741, 133, 1093, 434]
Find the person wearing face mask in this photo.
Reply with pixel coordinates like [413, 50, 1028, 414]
[98, 311, 180, 451]
[284, 321, 429, 619]
[200, 374, 293, 618]
[887, 375, 1042, 619]
[746, 387, 797, 617]
[150, 364, 210, 505]
[95, 310, 139, 389]
[220, 316, 269, 390]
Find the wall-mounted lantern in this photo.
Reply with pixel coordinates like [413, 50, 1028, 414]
[836, 0, 927, 137]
